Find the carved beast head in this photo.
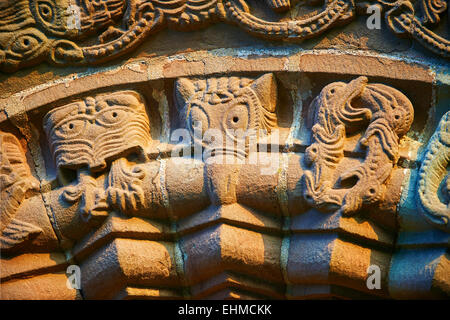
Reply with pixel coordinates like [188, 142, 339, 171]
[174, 73, 278, 160]
[44, 90, 151, 173]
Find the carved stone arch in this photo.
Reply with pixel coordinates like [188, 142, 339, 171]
[0, 20, 448, 300]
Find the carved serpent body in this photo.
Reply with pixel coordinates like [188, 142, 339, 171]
[417, 111, 450, 232]
[0, 0, 357, 70]
[82, 0, 356, 63]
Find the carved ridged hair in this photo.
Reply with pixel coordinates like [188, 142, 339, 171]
[174, 73, 278, 133]
[43, 90, 151, 172]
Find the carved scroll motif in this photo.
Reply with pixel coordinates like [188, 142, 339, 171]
[7, 0, 450, 71]
[303, 76, 414, 216]
[385, 0, 449, 58]
[81, 0, 356, 65]
[417, 111, 450, 232]
[419, 0, 448, 25]
[0, 131, 41, 250]
[0, 0, 448, 72]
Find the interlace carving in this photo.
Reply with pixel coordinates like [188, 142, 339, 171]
[1, 0, 448, 72]
[385, 0, 449, 58]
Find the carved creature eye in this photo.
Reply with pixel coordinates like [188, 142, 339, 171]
[37, 1, 55, 23]
[11, 35, 39, 54]
[391, 109, 407, 132]
[189, 106, 209, 135]
[96, 108, 126, 126]
[225, 104, 249, 131]
[393, 110, 402, 121]
[55, 119, 85, 138]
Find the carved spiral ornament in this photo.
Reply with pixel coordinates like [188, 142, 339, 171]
[0, 0, 448, 71]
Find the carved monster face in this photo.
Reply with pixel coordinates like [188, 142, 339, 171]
[174, 73, 278, 160]
[44, 90, 151, 173]
[28, 0, 75, 36]
[28, 0, 126, 37]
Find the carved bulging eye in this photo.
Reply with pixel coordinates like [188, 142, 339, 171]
[37, 1, 55, 23]
[391, 109, 407, 130]
[9, 30, 47, 57]
[305, 144, 319, 164]
[55, 119, 85, 138]
[327, 88, 339, 100]
[393, 110, 402, 121]
[225, 104, 249, 132]
[189, 106, 209, 135]
[11, 35, 38, 53]
[96, 108, 127, 126]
